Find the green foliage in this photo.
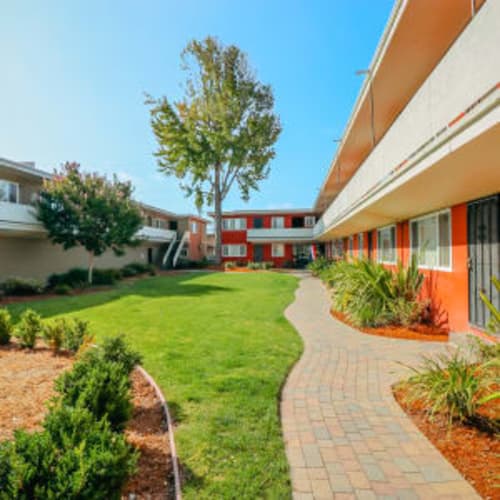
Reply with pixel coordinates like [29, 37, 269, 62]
[62, 318, 92, 353]
[55, 357, 133, 431]
[0, 309, 13, 345]
[247, 261, 261, 270]
[224, 261, 236, 270]
[48, 267, 89, 289]
[402, 347, 500, 426]
[37, 162, 143, 284]
[1, 278, 44, 296]
[470, 335, 500, 362]
[480, 276, 500, 335]
[307, 257, 330, 277]
[92, 268, 122, 285]
[54, 283, 72, 295]
[326, 257, 425, 327]
[15, 309, 43, 348]
[88, 335, 142, 374]
[121, 261, 154, 277]
[42, 319, 66, 353]
[0, 407, 137, 499]
[147, 36, 281, 262]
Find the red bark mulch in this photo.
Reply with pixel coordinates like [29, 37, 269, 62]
[331, 309, 449, 342]
[393, 386, 500, 500]
[0, 342, 173, 499]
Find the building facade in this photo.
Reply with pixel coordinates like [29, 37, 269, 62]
[0, 157, 210, 281]
[313, 0, 499, 333]
[218, 209, 317, 267]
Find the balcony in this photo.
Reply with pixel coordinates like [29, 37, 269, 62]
[315, 1, 500, 239]
[247, 227, 314, 243]
[136, 226, 177, 243]
[0, 202, 44, 235]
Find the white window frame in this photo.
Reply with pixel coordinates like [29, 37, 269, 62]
[190, 221, 198, 234]
[377, 224, 397, 264]
[358, 232, 364, 258]
[0, 180, 19, 203]
[271, 216, 285, 229]
[272, 243, 285, 257]
[304, 215, 316, 228]
[222, 244, 247, 257]
[222, 218, 247, 231]
[410, 209, 452, 272]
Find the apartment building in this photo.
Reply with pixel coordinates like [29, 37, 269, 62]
[312, 0, 499, 333]
[218, 209, 317, 267]
[0, 157, 209, 281]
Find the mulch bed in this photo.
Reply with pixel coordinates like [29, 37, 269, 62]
[0, 342, 173, 499]
[393, 386, 500, 500]
[331, 309, 449, 342]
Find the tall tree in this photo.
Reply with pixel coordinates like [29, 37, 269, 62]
[147, 36, 281, 263]
[37, 162, 143, 283]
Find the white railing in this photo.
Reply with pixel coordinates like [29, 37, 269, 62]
[0, 201, 43, 232]
[247, 227, 314, 242]
[173, 231, 190, 267]
[316, 1, 499, 236]
[136, 226, 176, 242]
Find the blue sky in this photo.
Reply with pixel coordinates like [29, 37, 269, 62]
[1, 0, 393, 215]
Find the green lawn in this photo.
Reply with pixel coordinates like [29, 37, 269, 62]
[7, 272, 302, 499]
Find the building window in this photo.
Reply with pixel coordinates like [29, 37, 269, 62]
[377, 225, 396, 264]
[358, 233, 364, 257]
[272, 243, 285, 257]
[153, 218, 164, 229]
[304, 216, 316, 228]
[190, 221, 198, 234]
[410, 210, 451, 270]
[253, 217, 263, 229]
[271, 216, 284, 229]
[222, 218, 246, 231]
[293, 244, 310, 259]
[0, 180, 19, 203]
[222, 244, 247, 257]
[348, 236, 354, 257]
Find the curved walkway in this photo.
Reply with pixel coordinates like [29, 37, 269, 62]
[281, 275, 479, 499]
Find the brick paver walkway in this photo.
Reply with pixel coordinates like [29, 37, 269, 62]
[281, 275, 479, 499]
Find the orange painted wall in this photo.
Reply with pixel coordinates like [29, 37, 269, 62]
[338, 203, 469, 332]
[187, 217, 208, 260]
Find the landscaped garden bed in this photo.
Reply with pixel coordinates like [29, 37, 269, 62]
[393, 340, 500, 499]
[0, 311, 174, 499]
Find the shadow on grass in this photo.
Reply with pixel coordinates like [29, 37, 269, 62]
[5, 273, 236, 322]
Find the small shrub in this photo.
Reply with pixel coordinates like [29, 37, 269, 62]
[0, 309, 13, 345]
[307, 256, 330, 276]
[224, 261, 236, 270]
[470, 335, 500, 362]
[15, 309, 43, 348]
[1, 407, 137, 499]
[480, 276, 500, 335]
[63, 318, 92, 353]
[247, 261, 261, 270]
[401, 348, 500, 426]
[55, 357, 133, 431]
[90, 335, 142, 374]
[93, 268, 122, 285]
[43, 319, 66, 353]
[54, 283, 72, 295]
[262, 261, 274, 270]
[1, 278, 44, 296]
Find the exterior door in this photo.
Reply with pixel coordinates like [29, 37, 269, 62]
[253, 245, 264, 262]
[467, 194, 499, 330]
[367, 231, 373, 260]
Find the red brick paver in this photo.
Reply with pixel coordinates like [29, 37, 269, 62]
[282, 275, 479, 499]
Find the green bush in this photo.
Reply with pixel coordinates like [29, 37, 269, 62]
[224, 261, 236, 270]
[55, 357, 133, 431]
[328, 257, 425, 327]
[247, 261, 261, 270]
[43, 319, 66, 353]
[54, 283, 72, 295]
[307, 256, 330, 276]
[1, 278, 44, 296]
[470, 335, 500, 362]
[401, 348, 500, 426]
[15, 309, 43, 348]
[92, 268, 122, 285]
[63, 318, 92, 353]
[0, 309, 13, 345]
[0, 407, 137, 499]
[480, 276, 500, 335]
[121, 262, 155, 277]
[47, 267, 89, 289]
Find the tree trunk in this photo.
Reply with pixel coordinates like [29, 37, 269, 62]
[214, 164, 223, 265]
[88, 252, 94, 284]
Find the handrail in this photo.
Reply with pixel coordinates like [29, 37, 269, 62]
[173, 231, 190, 268]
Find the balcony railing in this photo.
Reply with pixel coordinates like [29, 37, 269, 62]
[0, 201, 43, 233]
[136, 225, 177, 242]
[315, 2, 499, 237]
[247, 227, 314, 242]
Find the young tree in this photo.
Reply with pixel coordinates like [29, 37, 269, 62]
[147, 36, 281, 263]
[37, 162, 143, 284]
